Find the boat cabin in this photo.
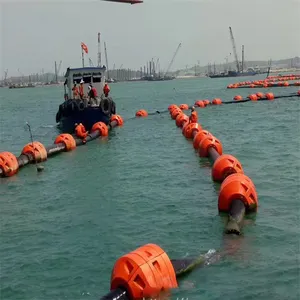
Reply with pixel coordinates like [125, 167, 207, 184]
[64, 66, 106, 100]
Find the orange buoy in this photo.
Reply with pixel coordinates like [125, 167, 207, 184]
[199, 136, 223, 158]
[212, 98, 222, 105]
[0, 152, 19, 177]
[111, 243, 178, 300]
[256, 92, 265, 99]
[54, 134, 77, 151]
[91, 122, 109, 137]
[171, 108, 182, 120]
[183, 123, 201, 139]
[195, 100, 205, 107]
[218, 173, 258, 212]
[248, 94, 258, 101]
[22, 141, 47, 162]
[179, 104, 189, 110]
[110, 114, 124, 126]
[135, 109, 148, 117]
[175, 113, 189, 128]
[192, 130, 212, 150]
[265, 92, 274, 100]
[168, 104, 178, 111]
[75, 123, 88, 139]
[234, 95, 243, 101]
[212, 154, 244, 182]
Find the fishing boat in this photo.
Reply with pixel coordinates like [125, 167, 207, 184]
[55, 66, 116, 133]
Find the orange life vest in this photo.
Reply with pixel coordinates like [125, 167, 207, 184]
[72, 86, 79, 98]
[79, 85, 84, 98]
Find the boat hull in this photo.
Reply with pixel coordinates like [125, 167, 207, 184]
[56, 103, 111, 133]
[209, 71, 257, 78]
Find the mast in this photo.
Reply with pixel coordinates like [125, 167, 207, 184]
[54, 61, 58, 83]
[81, 48, 84, 68]
[97, 32, 102, 67]
[241, 45, 244, 73]
[104, 42, 110, 79]
[229, 26, 240, 73]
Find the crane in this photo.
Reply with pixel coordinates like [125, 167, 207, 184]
[104, 41, 110, 79]
[89, 58, 95, 67]
[229, 27, 240, 73]
[164, 43, 182, 77]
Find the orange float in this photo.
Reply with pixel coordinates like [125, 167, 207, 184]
[183, 123, 201, 139]
[168, 104, 178, 112]
[91, 122, 109, 137]
[0, 152, 19, 177]
[193, 130, 212, 150]
[234, 95, 243, 101]
[22, 141, 47, 162]
[212, 154, 244, 182]
[248, 94, 258, 101]
[175, 113, 189, 128]
[195, 100, 205, 108]
[212, 98, 222, 105]
[171, 108, 182, 120]
[179, 104, 189, 110]
[135, 109, 148, 117]
[54, 134, 77, 151]
[256, 92, 264, 99]
[110, 114, 124, 126]
[218, 173, 258, 213]
[111, 243, 178, 300]
[75, 123, 88, 139]
[265, 92, 274, 100]
[199, 136, 223, 157]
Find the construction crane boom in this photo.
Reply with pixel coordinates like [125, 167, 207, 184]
[164, 43, 182, 77]
[104, 42, 110, 79]
[229, 27, 240, 73]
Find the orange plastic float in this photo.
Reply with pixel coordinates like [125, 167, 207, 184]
[195, 100, 205, 108]
[171, 108, 182, 120]
[248, 94, 258, 101]
[175, 113, 189, 128]
[110, 114, 124, 126]
[265, 92, 274, 100]
[91, 122, 109, 137]
[22, 141, 47, 162]
[199, 136, 223, 158]
[179, 104, 189, 110]
[135, 109, 148, 117]
[218, 173, 258, 212]
[111, 243, 178, 300]
[183, 123, 201, 139]
[0, 152, 19, 177]
[212, 98, 222, 105]
[193, 130, 212, 150]
[212, 154, 244, 182]
[54, 134, 77, 151]
[234, 95, 243, 101]
[75, 123, 88, 139]
[168, 104, 178, 112]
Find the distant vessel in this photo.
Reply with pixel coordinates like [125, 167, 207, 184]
[142, 75, 175, 81]
[9, 83, 35, 89]
[209, 70, 257, 78]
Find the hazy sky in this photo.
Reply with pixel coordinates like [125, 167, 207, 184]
[1, 0, 300, 77]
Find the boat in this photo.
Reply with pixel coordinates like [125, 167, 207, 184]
[55, 66, 116, 133]
[209, 70, 257, 78]
[9, 83, 35, 89]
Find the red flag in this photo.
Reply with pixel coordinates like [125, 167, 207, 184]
[81, 42, 88, 54]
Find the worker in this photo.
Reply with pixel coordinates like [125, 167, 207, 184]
[88, 84, 99, 106]
[72, 83, 79, 99]
[75, 123, 88, 143]
[79, 79, 85, 99]
[103, 83, 110, 96]
[189, 106, 198, 124]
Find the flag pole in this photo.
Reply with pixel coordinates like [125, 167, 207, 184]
[81, 45, 84, 68]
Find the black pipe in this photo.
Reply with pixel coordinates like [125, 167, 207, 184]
[225, 199, 246, 235]
[207, 147, 220, 162]
[46, 143, 66, 156]
[100, 288, 129, 300]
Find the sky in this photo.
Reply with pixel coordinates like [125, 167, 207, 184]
[0, 0, 300, 77]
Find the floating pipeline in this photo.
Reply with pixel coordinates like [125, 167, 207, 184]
[133, 91, 300, 119]
[0, 115, 124, 178]
[228, 81, 300, 89]
[100, 243, 221, 300]
[168, 106, 258, 235]
[227, 74, 300, 89]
